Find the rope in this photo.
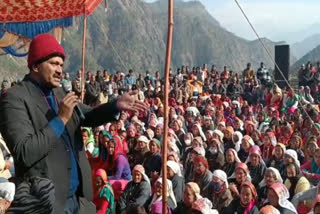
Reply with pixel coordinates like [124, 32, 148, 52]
[233, 0, 314, 122]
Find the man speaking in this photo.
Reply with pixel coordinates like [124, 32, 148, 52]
[0, 34, 146, 214]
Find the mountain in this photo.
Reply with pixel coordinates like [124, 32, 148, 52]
[0, 0, 279, 79]
[292, 34, 320, 59]
[291, 44, 320, 80]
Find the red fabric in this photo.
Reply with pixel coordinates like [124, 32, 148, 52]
[93, 196, 109, 214]
[0, 0, 103, 22]
[109, 180, 129, 201]
[27, 34, 65, 69]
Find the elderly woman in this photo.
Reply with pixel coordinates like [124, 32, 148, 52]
[268, 143, 286, 179]
[126, 124, 138, 154]
[148, 177, 177, 211]
[222, 148, 241, 177]
[301, 148, 320, 186]
[94, 169, 115, 214]
[167, 161, 185, 203]
[119, 165, 151, 214]
[206, 138, 225, 171]
[267, 183, 297, 214]
[129, 135, 150, 169]
[228, 162, 251, 198]
[257, 167, 283, 208]
[143, 138, 162, 178]
[226, 182, 259, 214]
[239, 135, 254, 162]
[205, 170, 233, 214]
[174, 182, 202, 214]
[193, 156, 212, 195]
[246, 145, 267, 186]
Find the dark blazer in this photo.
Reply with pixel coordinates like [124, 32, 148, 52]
[0, 76, 120, 214]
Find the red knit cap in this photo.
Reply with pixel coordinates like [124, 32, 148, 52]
[194, 156, 209, 169]
[28, 34, 65, 69]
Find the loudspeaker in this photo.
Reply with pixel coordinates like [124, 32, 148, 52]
[274, 45, 290, 88]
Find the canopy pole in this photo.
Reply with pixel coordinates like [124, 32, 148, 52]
[162, 0, 174, 213]
[81, 13, 87, 103]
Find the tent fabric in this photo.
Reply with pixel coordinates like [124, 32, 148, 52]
[0, 0, 103, 23]
[0, 17, 73, 39]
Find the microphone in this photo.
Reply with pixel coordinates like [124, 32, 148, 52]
[62, 81, 86, 121]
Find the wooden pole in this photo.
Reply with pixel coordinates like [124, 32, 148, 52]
[81, 13, 87, 103]
[162, 0, 174, 213]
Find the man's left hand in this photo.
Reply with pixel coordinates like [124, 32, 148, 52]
[116, 91, 147, 112]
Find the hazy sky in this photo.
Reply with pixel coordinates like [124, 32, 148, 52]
[144, 0, 320, 43]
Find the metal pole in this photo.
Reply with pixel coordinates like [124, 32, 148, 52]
[81, 12, 87, 103]
[162, 0, 174, 213]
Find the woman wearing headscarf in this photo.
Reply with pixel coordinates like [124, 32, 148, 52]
[284, 149, 301, 168]
[119, 165, 151, 214]
[285, 163, 311, 213]
[304, 138, 318, 163]
[193, 156, 212, 195]
[184, 147, 205, 183]
[167, 161, 185, 203]
[278, 124, 293, 146]
[108, 123, 127, 155]
[174, 182, 202, 214]
[81, 127, 95, 157]
[126, 124, 139, 154]
[251, 129, 263, 146]
[106, 139, 131, 181]
[181, 132, 194, 163]
[222, 148, 241, 177]
[268, 143, 286, 179]
[246, 145, 267, 186]
[257, 167, 283, 208]
[239, 135, 254, 162]
[206, 138, 225, 172]
[94, 169, 115, 214]
[232, 131, 243, 152]
[228, 162, 251, 199]
[244, 120, 256, 136]
[192, 124, 207, 142]
[191, 198, 219, 214]
[282, 88, 299, 115]
[129, 135, 150, 169]
[172, 119, 186, 147]
[267, 183, 298, 214]
[205, 170, 233, 214]
[261, 131, 276, 162]
[301, 148, 320, 186]
[143, 138, 162, 179]
[225, 182, 259, 214]
[288, 135, 305, 164]
[223, 126, 235, 151]
[148, 177, 177, 211]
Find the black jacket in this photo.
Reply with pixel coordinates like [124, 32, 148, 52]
[0, 76, 120, 213]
